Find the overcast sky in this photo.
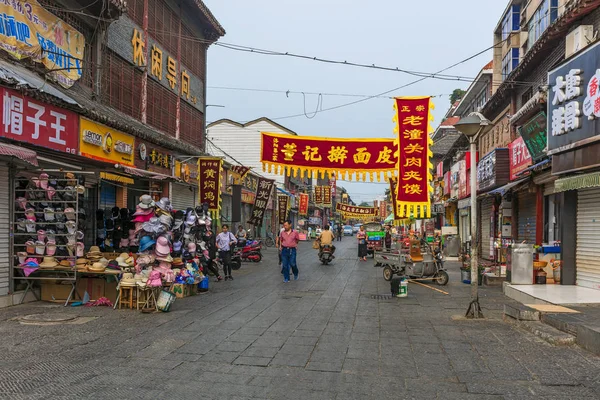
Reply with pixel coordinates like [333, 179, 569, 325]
[205, 0, 508, 203]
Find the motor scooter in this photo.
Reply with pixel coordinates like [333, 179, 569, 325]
[240, 242, 262, 262]
[319, 244, 334, 265]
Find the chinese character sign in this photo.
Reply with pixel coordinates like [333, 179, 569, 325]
[249, 177, 274, 226]
[299, 193, 309, 215]
[548, 42, 600, 152]
[0, 1, 85, 88]
[323, 185, 332, 206]
[314, 186, 323, 204]
[330, 173, 336, 199]
[379, 201, 387, 219]
[394, 97, 434, 218]
[230, 165, 251, 179]
[278, 195, 289, 225]
[198, 157, 223, 211]
[260, 132, 398, 181]
[336, 203, 378, 217]
[0, 88, 78, 153]
[509, 136, 532, 180]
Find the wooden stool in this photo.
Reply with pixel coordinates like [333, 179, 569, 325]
[137, 286, 157, 310]
[119, 286, 134, 309]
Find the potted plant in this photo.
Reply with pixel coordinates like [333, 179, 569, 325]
[461, 265, 486, 285]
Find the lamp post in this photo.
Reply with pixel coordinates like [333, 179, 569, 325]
[454, 112, 492, 319]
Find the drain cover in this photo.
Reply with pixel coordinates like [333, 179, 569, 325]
[370, 294, 393, 300]
[18, 313, 77, 323]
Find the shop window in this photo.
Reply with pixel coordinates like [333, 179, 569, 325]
[101, 49, 143, 120]
[501, 48, 520, 81]
[147, 79, 177, 136]
[180, 101, 204, 148]
[544, 194, 561, 244]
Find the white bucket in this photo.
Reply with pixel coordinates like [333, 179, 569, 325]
[156, 290, 175, 312]
[397, 279, 408, 297]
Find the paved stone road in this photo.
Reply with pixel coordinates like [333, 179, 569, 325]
[1, 238, 600, 399]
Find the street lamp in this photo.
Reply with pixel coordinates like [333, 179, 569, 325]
[454, 112, 492, 319]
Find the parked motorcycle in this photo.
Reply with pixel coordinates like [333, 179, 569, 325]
[319, 244, 334, 265]
[230, 248, 242, 270]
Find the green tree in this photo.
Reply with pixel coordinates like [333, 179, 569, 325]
[450, 89, 466, 104]
[359, 201, 371, 207]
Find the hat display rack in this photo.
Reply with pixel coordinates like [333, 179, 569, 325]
[12, 172, 83, 305]
[95, 206, 135, 253]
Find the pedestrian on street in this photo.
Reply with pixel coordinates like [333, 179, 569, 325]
[276, 225, 285, 268]
[236, 225, 247, 241]
[216, 224, 237, 281]
[336, 224, 343, 241]
[357, 225, 367, 261]
[280, 219, 300, 282]
[384, 224, 392, 251]
[202, 228, 222, 282]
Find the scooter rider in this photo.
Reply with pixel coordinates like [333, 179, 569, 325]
[317, 225, 336, 258]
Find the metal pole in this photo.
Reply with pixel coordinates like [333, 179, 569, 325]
[466, 138, 484, 318]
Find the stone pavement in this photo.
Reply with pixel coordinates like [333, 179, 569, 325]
[1, 238, 600, 399]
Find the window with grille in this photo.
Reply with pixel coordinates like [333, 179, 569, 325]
[127, 0, 145, 27]
[101, 49, 143, 120]
[146, 79, 177, 136]
[180, 101, 204, 148]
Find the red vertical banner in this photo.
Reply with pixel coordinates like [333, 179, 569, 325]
[198, 157, 223, 212]
[323, 185, 332, 206]
[299, 193, 309, 215]
[393, 97, 434, 218]
[314, 186, 323, 204]
[330, 174, 337, 199]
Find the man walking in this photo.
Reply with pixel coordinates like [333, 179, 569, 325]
[336, 224, 343, 241]
[216, 224, 237, 281]
[279, 220, 300, 283]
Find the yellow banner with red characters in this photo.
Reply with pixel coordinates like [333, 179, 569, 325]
[393, 97, 434, 218]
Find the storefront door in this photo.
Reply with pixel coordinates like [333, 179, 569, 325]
[576, 188, 600, 290]
[0, 162, 10, 296]
[517, 191, 537, 244]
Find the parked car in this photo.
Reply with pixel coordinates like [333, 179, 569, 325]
[343, 225, 354, 236]
[352, 224, 361, 233]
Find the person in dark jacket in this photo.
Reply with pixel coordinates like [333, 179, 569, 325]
[384, 225, 392, 251]
[202, 228, 222, 281]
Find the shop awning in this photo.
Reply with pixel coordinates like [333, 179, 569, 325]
[276, 187, 293, 197]
[485, 178, 529, 196]
[0, 142, 38, 166]
[517, 158, 551, 176]
[457, 198, 471, 209]
[555, 172, 600, 193]
[100, 172, 134, 185]
[119, 165, 180, 181]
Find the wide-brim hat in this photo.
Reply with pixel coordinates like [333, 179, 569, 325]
[76, 258, 89, 265]
[132, 213, 154, 223]
[138, 194, 155, 209]
[172, 257, 184, 266]
[155, 254, 173, 263]
[138, 237, 156, 252]
[88, 262, 106, 272]
[116, 258, 129, 267]
[58, 259, 72, 268]
[39, 256, 58, 268]
[155, 197, 171, 211]
[89, 246, 101, 253]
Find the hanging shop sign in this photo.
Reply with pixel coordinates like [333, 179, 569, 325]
[465, 151, 478, 197]
[197, 157, 223, 211]
[443, 171, 451, 196]
[230, 165, 251, 179]
[278, 195, 289, 225]
[0, 87, 78, 153]
[436, 161, 443, 179]
[0, 1, 85, 88]
[135, 139, 172, 174]
[548, 41, 600, 153]
[174, 160, 199, 184]
[249, 177, 275, 225]
[323, 185, 332, 206]
[241, 190, 255, 204]
[336, 203, 378, 217]
[458, 160, 467, 199]
[431, 203, 444, 214]
[393, 97, 434, 218]
[518, 111, 547, 162]
[389, 177, 399, 220]
[314, 186, 323, 204]
[299, 193, 309, 215]
[379, 201, 387, 219]
[477, 148, 510, 192]
[329, 173, 336, 200]
[508, 136, 532, 180]
[242, 174, 259, 192]
[260, 131, 398, 181]
[341, 192, 348, 204]
[451, 162, 460, 199]
[79, 118, 134, 166]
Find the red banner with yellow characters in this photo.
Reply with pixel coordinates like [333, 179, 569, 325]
[299, 193, 309, 215]
[323, 185, 332, 206]
[261, 132, 397, 182]
[197, 157, 223, 212]
[393, 97, 434, 218]
[336, 203, 378, 217]
[314, 186, 323, 204]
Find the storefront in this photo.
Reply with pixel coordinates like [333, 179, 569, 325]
[173, 160, 200, 212]
[476, 148, 510, 261]
[548, 41, 600, 289]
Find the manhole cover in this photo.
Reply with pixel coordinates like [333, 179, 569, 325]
[19, 313, 77, 323]
[370, 294, 393, 300]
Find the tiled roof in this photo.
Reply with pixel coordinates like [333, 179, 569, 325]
[440, 116, 460, 127]
[482, 60, 493, 70]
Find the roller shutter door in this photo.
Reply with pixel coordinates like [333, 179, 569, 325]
[479, 198, 493, 259]
[171, 183, 196, 211]
[576, 188, 600, 290]
[517, 192, 537, 244]
[0, 163, 10, 296]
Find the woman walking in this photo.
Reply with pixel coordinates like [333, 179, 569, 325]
[357, 225, 367, 261]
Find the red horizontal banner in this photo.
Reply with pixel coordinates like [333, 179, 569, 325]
[336, 203, 378, 217]
[261, 132, 397, 181]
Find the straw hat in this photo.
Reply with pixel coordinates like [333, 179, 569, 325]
[39, 256, 58, 269]
[76, 258, 88, 265]
[58, 259, 72, 268]
[88, 262, 106, 272]
[88, 246, 101, 254]
[120, 272, 136, 286]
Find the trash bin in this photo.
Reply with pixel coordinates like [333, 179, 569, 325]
[510, 244, 533, 284]
[444, 235, 460, 257]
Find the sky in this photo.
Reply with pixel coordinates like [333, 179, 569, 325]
[204, 0, 508, 203]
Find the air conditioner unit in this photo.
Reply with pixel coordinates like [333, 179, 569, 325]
[566, 25, 594, 58]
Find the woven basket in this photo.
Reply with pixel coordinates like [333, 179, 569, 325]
[533, 261, 548, 270]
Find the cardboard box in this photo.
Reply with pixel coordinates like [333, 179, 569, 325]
[76, 277, 118, 302]
[41, 282, 74, 302]
[171, 284, 190, 298]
